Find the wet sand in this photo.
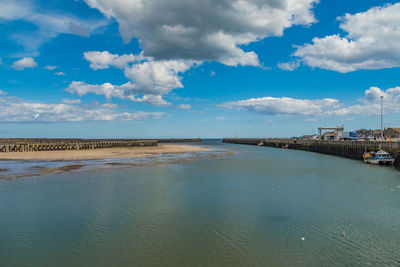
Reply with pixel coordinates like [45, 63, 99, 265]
[0, 144, 211, 161]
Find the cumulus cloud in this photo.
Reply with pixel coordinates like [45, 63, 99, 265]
[330, 86, 400, 116]
[77, 1, 318, 107]
[66, 81, 172, 106]
[0, 0, 107, 55]
[83, 0, 317, 66]
[66, 81, 134, 100]
[277, 61, 300, 71]
[220, 86, 400, 117]
[70, 51, 197, 106]
[12, 57, 38, 70]
[84, 51, 141, 70]
[122, 58, 195, 95]
[294, 3, 400, 73]
[0, 94, 163, 122]
[54, 72, 66, 76]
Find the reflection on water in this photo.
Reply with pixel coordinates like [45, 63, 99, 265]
[1, 140, 400, 266]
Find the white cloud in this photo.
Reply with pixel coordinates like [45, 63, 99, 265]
[177, 104, 191, 110]
[66, 81, 133, 100]
[71, 51, 198, 106]
[62, 98, 81, 104]
[76, 1, 318, 108]
[134, 95, 171, 106]
[12, 57, 38, 70]
[0, 94, 163, 122]
[44, 65, 57, 70]
[78, 1, 318, 107]
[84, 51, 195, 95]
[83, 0, 317, 66]
[220, 96, 341, 116]
[0, 0, 107, 55]
[0, 90, 7, 95]
[277, 60, 300, 71]
[84, 51, 141, 70]
[294, 3, 400, 73]
[123, 59, 196, 95]
[220, 86, 400, 117]
[66, 81, 172, 106]
[330, 86, 400, 116]
[54, 72, 66, 76]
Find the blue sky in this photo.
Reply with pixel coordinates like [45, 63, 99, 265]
[1, 0, 400, 138]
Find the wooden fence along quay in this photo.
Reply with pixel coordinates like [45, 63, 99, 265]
[0, 139, 158, 153]
[223, 138, 400, 170]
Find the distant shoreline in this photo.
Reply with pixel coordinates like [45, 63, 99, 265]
[0, 144, 211, 161]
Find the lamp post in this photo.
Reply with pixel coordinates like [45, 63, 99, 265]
[380, 96, 384, 139]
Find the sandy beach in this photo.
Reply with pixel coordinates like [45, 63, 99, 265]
[0, 144, 211, 161]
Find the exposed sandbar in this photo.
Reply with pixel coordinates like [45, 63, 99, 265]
[0, 144, 211, 161]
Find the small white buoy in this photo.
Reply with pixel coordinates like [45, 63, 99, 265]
[390, 189, 394, 192]
[342, 232, 346, 237]
[301, 237, 305, 242]
[397, 185, 400, 189]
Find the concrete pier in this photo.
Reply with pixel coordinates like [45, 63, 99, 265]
[223, 138, 400, 170]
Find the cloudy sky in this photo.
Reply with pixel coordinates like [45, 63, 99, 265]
[0, 0, 400, 138]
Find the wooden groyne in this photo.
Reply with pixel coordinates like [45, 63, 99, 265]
[223, 138, 400, 170]
[0, 139, 158, 152]
[0, 138, 203, 153]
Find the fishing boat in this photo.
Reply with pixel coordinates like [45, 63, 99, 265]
[257, 142, 264, 146]
[282, 144, 289, 149]
[363, 150, 395, 165]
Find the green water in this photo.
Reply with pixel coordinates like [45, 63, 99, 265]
[1, 140, 400, 266]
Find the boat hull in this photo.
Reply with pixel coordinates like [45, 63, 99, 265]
[364, 158, 395, 165]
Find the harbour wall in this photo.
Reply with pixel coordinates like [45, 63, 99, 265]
[223, 138, 400, 170]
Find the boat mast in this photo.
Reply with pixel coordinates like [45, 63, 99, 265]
[380, 95, 384, 139]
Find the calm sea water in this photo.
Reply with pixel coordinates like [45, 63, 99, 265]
[1, 140, 400, 266]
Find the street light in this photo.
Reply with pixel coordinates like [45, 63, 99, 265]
[380, 95, 384, 139]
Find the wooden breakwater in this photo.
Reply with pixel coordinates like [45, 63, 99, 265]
[223, 138, 400, 170]
[0, 138, 203, 153]
[0, 139, 158, 152]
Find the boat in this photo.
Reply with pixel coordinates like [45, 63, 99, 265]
[363, 150, 395, 165]
[282, 144, 289, 149]
[257, 142, 264, 146]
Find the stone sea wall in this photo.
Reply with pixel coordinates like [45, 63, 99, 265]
[223, 138, 400, 171]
